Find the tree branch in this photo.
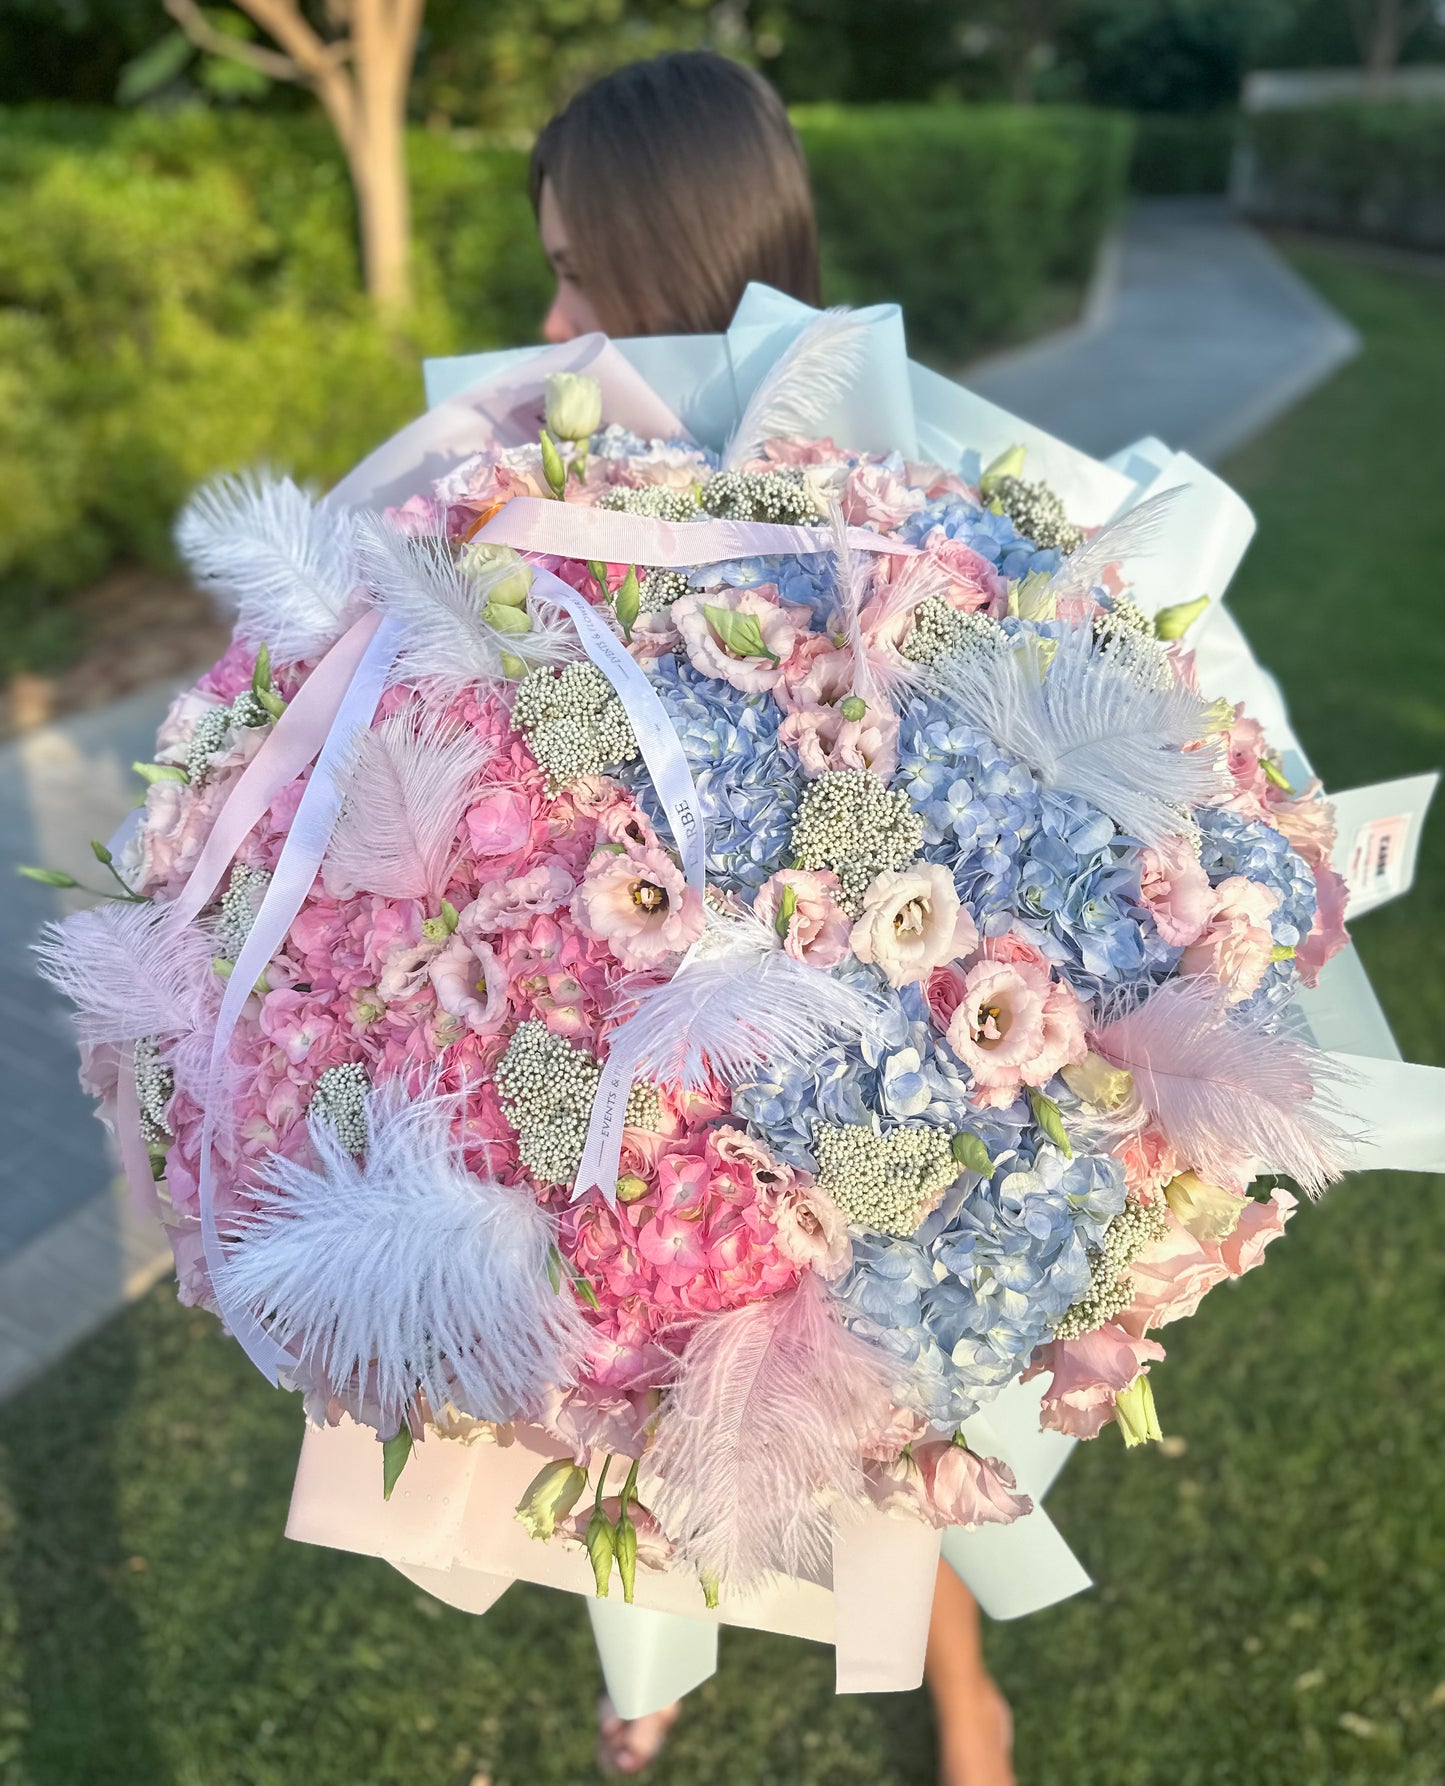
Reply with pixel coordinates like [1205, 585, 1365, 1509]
[230, 0, 353, 82]
[162, 0, 302, 81]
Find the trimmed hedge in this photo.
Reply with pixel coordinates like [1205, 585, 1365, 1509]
[0, 102, 1131, 662]
[1129, 112, 1235, 195]
[1237, 101, 1445, 249]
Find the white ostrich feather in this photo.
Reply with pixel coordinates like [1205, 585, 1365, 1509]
[722, 309, 871, 471]
[354, 515, 580, 689]
[824, 495, 920, 712]
[214, 1086, 588, 1431]
[1092, 977, 1355, 1196]
[1043, 486, 1182, 604]
[929, 620, 1222, 845]
[323, 700, 492, 902]
[645, 1276, 896, 1593]
[606, 907, 885, 1092]
[174, 470, 360, 664]
[34, 901, 215, 1047]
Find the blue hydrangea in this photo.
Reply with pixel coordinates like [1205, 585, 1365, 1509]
[900, 498, 1062, 582]
[833, 1140, 1124, 1426]
[633, 656, 802, 891]
[1196, 810, 1318, 1014]
[894, 695, 1042, 932]
[696, 554, 836, 623]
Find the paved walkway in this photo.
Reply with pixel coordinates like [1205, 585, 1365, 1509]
[0, 199, 1362, 1398]
[966, 197, 1359, 465]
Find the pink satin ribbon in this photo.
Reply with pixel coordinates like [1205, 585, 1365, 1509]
[475, 495, 918, 569]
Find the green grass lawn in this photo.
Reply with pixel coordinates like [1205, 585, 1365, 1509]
[2, 242, 1442, 1786]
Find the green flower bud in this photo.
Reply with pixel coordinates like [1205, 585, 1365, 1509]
[539, 428, 568, 500]
[17, 865, 81, 888]
[1028, 1089, 1073, 1159]
[775, 881, 798, 941]
[616, 1173, 649, 1204]
[461, 541, 532, 607]
[1060, 1052, 1135, 1113]
[1271, 943, 1296, 962]
[514, 1457, 588, 1541]
[1261, 757, 1293, 793]
[700, 1571, 720, 1610]
[980, 444, 1027, 496]
[90, 839, 114, 865]
[544, 371, 603, 443]
[839, 695, 867, 722]
[613, 565, 640, 643]
[381, 1427, 413, 1500]
[950, 1132, 993, 1177]
[1153, 594, 1211, 641]
[483, 600, 533, 636]
[703, 603, 779, 665]
[614, 1509, 639, 1604]
[1114, 1373, 1162, 1448]
[500, 651, 528, 679]
[585, 1506, 616, 1597]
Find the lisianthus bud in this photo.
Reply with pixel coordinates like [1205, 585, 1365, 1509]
[585, 1506, 616, 1597]
[1028, 1089, 1073, 1158]
[483, 600, 532, 636]
[461, 540, 532, 607]
[1114, 1373, 1162, 1447]
[614, 1509, 638, 1604]
[545, 371, 602, 443]
[980, 443, 1026, 496]
[1163, 1170, 1245, 1245]
[839, 695, 868, 722]
[701, 1571, 720, 1610]
[500, 651, 527, 679]
[1061, 1052, 1135, 1113]
[951, 1132, 993, 1177]
[1154, 594, 1211, 641]
[613, 565, 640, 642]
[1008, 569, 1056, 622]
[514, 1457, 588, 1541]
[539, 429, 567, 499]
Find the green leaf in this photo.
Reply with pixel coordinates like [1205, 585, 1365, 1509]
[438, 899, 461, 934]
[703, 604, 779, 665]
[256, 686, 286, 722]
[572, 1271, 602, 1313]
[198, 54, 272, 102]
[545, 1246, 562, 1293]
[252, 643, 273, 697]
[950, 1132, 993, 1177]
[17, 865, 80, 889]
[613, 566, 640, 642]
[116, 30, 193, 105]
[133, 761, 188, 786]
[381, 1428, 414, 1501]
[775, 882, 798, 940]
[588, 561, 609, 596]
[1029, 1090, 1073, 1159]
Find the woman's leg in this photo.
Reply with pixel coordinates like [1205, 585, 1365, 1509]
[596, 1695, 681, 1775]
[925, 1561, 1015, 1786]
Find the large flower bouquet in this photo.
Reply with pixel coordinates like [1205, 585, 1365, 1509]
[40, 309, 1371, 1629]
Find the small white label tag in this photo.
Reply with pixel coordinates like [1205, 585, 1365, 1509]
[1330, 773, 1438, 918]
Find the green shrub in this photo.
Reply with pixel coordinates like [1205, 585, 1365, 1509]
[0, 102, 1129, 631]
[1237, 101, 1445, 249]
[797, 105, 1132, 363]
[1129, 112, 1236, 195]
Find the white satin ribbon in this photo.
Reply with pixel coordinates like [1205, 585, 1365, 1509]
[199, 614, 405, 1383]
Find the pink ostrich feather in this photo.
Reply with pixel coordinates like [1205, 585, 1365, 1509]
[644, 1275, 897, 1594]
[1092, 977, 1356, 1196]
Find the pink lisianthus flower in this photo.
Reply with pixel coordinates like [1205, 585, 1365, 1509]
[1138, 837, 1212, 947]
[912, 1439, 1033, 1529]
[1218, 1188, 1297, 1275]
[1181, 876, 1280, 1004]
[1266, 777, 1337, 869]
[1219, 706, 1273, 819]
[841, 457, 927, 531]
[1110, 1122, 1179, 1203]
[778, 700, 900, 780]
[940, 949, 1088, 1108]
[196, 639, 260, 703]
[672, 585, 806, 693]
[1116, 1213, 1233, 1337]
[535, 1382, 655, 1464]
[1023, 1323, 1167, 1440]
[572, 841, 703, 970]
[469, 863, 575, 933]
[1295, 860, 1350, 988]
[852, 866, 977, 989]
[752, 868, 851, 967]
[427, 910, 509, 1037]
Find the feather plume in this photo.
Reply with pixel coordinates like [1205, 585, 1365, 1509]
[645, 1276, 896, 1591]
[174, 470, 360, 663]
[323, 700, 492, 902]
[722, 309, 871, 471]
[1092, 977, 1355, 1196]
[34, 901, 215, 1048]
[606, 907, 885, 1092]
[214, 1085, 588, 1431]
[928, 620, 1222, 845]
[824, 495, 912, 712]
[354, 515, 579, 689]
[1043, 486, 1183, 604]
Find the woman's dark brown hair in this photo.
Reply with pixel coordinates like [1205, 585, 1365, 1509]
[530, 51, 821, 337]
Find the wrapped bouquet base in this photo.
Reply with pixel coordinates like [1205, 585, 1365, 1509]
[41, 285, 1444, 1716]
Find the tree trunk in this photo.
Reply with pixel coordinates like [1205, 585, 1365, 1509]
[1364, 0, 1402, 97]
[346, 0, 418, 313]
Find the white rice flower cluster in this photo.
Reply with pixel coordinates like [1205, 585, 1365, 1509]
[133, 1037, 174, 1152]
[1052, 1195, 1170, 1341]
[1093, 593, 1154, 646]
[511, 662, 639, 790]
[595, 485, 700, 522]
[496, 1020, 658, 1187]
[184, 688, 271, 786]
[213, 864, 273, 958]
[229, 688, 271, 728]
[638, 569, 693, 613]
[988, 474, 1085, 553]
[789, 768, 925, 912]
[812, 1120, 958, 1237]
[901, 598, 1000, 668]
[308, 1061, 371, 1155]
[700, 467, 819, 525]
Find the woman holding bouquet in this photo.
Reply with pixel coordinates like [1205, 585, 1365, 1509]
[527, 50, 1015, 1786]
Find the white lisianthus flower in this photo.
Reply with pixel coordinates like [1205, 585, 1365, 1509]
[850, 864, 976, 988]
[544, 372, 603, 442]
[1162, 1170, 1247, 1244]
